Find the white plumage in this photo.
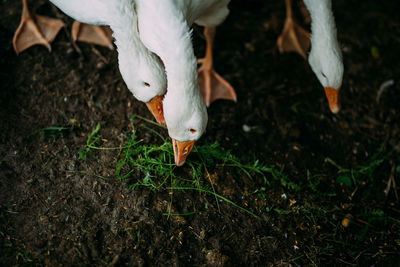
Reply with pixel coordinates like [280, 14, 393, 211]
[305, 0, 343, 90]
[304, 0, 344, 113]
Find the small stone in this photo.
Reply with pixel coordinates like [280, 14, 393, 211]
[66, 47, 75, 56]
[96, 61, 106, 70]
[242, 124, 251, 132]
[342, 214, 353, 227]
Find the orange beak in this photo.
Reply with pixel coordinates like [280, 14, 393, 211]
[145, 95, 165, 125]
[172, 139, 195, 166]
[324, 87, 341, 114]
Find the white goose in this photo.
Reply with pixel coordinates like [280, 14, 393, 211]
[278, 0, 344, 113]
[304, 0, 343, 113]
[49, 0, 168, 123]
[135, 0, 236, 165]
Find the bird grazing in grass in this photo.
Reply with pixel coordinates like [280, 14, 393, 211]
[277, 0, 343, 113]
[135, 0, 237, 166]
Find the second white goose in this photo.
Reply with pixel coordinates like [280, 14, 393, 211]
[135, 0, 235, 166]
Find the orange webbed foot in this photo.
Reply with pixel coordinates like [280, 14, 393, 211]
[277, 0, 311, 59]
[72, 21, 114, 49]
[198, 58, 237, 107]
[13, 0, 64, 54]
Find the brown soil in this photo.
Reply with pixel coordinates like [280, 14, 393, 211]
[1, 0, 399, 265]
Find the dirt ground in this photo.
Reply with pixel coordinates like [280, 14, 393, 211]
[1, 0, 399, 265]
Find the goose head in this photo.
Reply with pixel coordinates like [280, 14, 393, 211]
[308, 40, 343, 114]
[117, 49, 167, 124]
[163, 84, 208, 166]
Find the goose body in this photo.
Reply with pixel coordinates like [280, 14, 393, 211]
[50, 0, 167, 119]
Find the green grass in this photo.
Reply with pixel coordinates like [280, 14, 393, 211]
[325, 152, 388, 188]
[78, 117, 291, 189]
[78, 117, 285, 217]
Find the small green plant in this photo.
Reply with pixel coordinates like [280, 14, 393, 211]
[78, 123, 132, 162]
[325, 153, 387, 188]
[115, 131, 175, 190]
[79, 124, 102, 161]
[24, 126, 72, 140]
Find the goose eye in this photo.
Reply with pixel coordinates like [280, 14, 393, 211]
[189, 129, 197, 134]
[144, 82, 150, 87]
[321, 72, 327, 78]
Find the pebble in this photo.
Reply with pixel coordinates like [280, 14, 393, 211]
[242, 124, 251, 132]
[96, 61, 106, 70]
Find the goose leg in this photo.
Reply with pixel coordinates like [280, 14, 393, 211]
[72, 21, 114, 49]
[277, 0, 311, 59]
[198, 26, 237, 107]
[13, 0, 65, 54]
